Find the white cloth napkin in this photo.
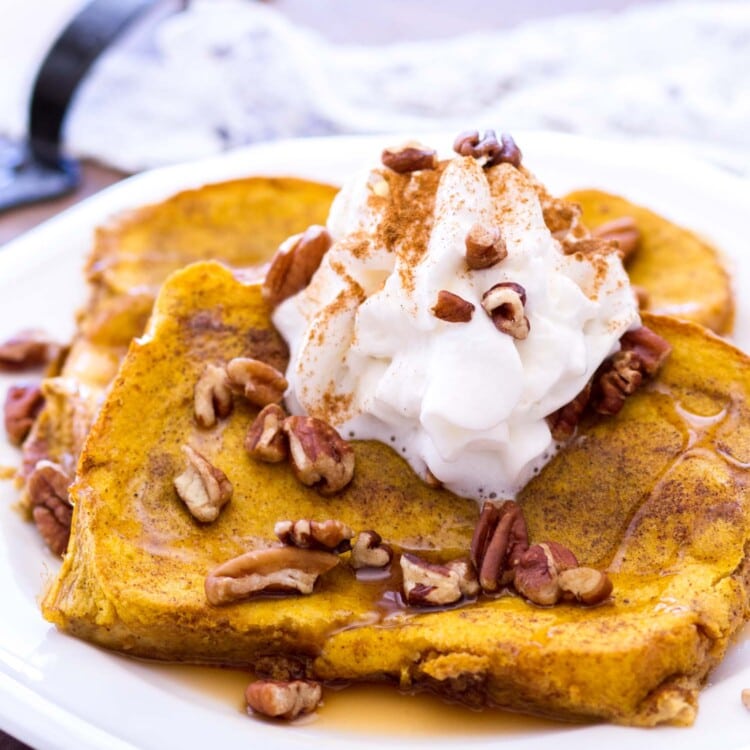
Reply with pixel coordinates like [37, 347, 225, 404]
[2, 0, 749, 174]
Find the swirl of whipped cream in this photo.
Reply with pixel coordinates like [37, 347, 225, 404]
[273, 153, 639, 501]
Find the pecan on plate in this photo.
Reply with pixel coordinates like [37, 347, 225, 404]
[283, 416, 355, 495]
[513, 541, 579, 606]
[173, 446, 232, 523]
[275, 519, 354, 554]
[262, 225, 332, 308]
[470, 500, 528, 593]
[465, 223, 507, 270]
[381, 142, 438, 173]
[194, 363, 233, 428]
[481, 282, 530, 340]
[27, 460, 73, 556]
[558, 566, 613, 605]
[432, 291, 474, 323]
[401, 553, 478, 607]
[205, 546, 339, 605]
[619, 325, 672, 377]
[591, 350, 643, 416]
[350, 530, 393, 569]
[546, 382, 592, 442]
[245, 403, 288, 462]
[227, 357, 287, 408]
[592, 216, 641, 262]
[0, 330, 59, 371]
[4, 384, 44, 446]
[245, 679, 322, 720]
[742, 689, 750, 711]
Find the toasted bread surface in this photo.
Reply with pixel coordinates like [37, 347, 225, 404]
[20, 178, 337, 493]
[567, 189, 733, 334]
[43, 262, 750, 726]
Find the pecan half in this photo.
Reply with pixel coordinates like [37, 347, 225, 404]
[514, 541, 578, 606]
[592, 216, 641, 262]
[401, 553, 478, 607]
[558, 567, 613, 605]
[245, 403, 288, 462]
[350, 530, 393, 569]
[4, 384, 44, 445]
[432, 290, 474, 323]
[227, 357, 287, 408]
[453, 130, 522, 168]
[546, 382, 592, 442]
[283, 416, 355, 495]
[27, 460, 72, 556]
[173, 445, 232, 523]
[275, 519, 354, 553]
[0, 330, 59, 371]
[742, 689, 750, 711]
[194, 363, 233, 428]
[381, 142, 438, 173]
[205, 547, 339, 605]
[471, 500, 528, 593]
[591, 350, 643, 416]
[481, 282, 529, 340]
[262, 225, 332, 308]
[465, 223, 507, 270]
[620, 325, 672, 377]
[245, 679, 322, 720]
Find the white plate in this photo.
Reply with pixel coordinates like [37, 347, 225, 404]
[1, 132, 750, 750]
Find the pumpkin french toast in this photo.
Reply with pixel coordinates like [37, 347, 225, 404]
[567, 189, 734, 334]
[18, 177, 338, 518]
[42, 261, 750, 726]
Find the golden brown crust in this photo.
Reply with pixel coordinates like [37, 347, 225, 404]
[41, 265, 750, 726]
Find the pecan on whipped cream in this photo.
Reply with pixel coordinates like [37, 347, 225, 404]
[272, 134, 639, 501]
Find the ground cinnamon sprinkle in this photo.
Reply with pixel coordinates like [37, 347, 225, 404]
[372, 164, 445, 294]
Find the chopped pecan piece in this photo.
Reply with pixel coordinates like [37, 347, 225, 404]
[245, 679, 322, 720]
[546, 382, 592, 442]
[432, 290, 474, 323]
[481, 282, 529, 340]
[275, 519, 354, 553]
[227, 357, 287, 408]
[381, 142, 438, 173]
[194, 363, 233, 428]
[262, 225, 332, 307]
[205, 547, 339, 605]
[453, 130, 522, 168]
[558, 567, 613, 605]
[514, 541, 578, 606]
[27, 460, 73, 556]
[465, 223, 507, 270]
[401, 553, 478, 606]
[350, 530, 393, 569]
[471, 500, 528, 593]
[0, 330, 59, 371]
[173, 446, 232, 523]
[4, 384, 44, 445]
[245, 403, 288, 462]
[283, 416, 355, 495]
[592, 216, 641, 262]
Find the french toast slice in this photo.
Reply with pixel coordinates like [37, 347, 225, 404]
[43, 261, 750, 726]
[20, 177, 337, 493]
[567, 189, 734, 334]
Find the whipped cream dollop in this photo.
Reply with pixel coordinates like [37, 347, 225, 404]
[273, 152, 639, 501]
